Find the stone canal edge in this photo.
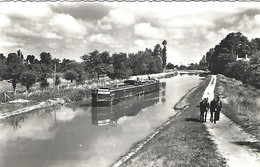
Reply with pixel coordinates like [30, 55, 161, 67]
[112, 75, 226, 167]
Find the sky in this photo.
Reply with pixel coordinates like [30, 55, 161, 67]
[1, 2, 260, 65]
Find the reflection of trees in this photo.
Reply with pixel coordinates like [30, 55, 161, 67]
[4, 114, 28, 130]
[91, 92, 160, 126]
[37, 108, 53, 118]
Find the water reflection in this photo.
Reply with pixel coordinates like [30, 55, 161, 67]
[91, 92, 160, 126]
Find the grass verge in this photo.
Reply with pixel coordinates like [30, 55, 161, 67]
[215, 74, 260, 140]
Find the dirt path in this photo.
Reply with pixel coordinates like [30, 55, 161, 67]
[203, 75, 260, 167]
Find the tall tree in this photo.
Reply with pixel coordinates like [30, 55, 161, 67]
[162, 40, 167, 69]
[17, 49, 24, 60]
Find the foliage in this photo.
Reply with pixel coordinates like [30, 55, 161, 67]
[64, 70, 78, 83]
[223, 52, 260, 88]
[81, 50, 113, 79]
[25, 55, 35, 64]
[202, 32, 260, 88]
[162, 40, 167, 69]
[166, 63, 175, 69]
[20, 71, 37, 90]
[40, 52, 52, 67]
[54, 75, 61, 86]
[109, 53, 132, 79]
[39, 73, 49, 89]
[208, 32, 251, 74]
[187, 63, 207, 71]
[1, 53, 25, 92]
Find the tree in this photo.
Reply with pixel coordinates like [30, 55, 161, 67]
[250, 38, 260, 54]
[109, 53, 132, 79]
[166, 63, 175, 69]
[162, 40, 167, 69]
[209, 32, 251, 74]
[64, 70, 78, 83]
[60, 58, 73, 72]
[0, 53, 5, 61]
[205, 48, 215, 71]
[129, 51, 148, 75]
[17, 49, 24, 60]
[224, 61, 249, 81]
[1, 53, 25, 95]
[39, 73, 49, 90]
[152, 44, 163, 73]
[81, 50, 113, 79]
[20, 71, 37, 96]
[0, 54, 6, 80]
[40, 52, 52, 66]
[25, 55, 35, 64]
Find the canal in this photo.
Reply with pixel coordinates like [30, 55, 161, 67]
[0, 74, 203, 167]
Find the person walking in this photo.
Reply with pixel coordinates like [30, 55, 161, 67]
[210, 98, 216, 123]
[214, 96, 222, 124]
[199, 98, 209, 122]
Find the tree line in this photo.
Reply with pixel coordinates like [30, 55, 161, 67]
[0, 40, 168, 94]
[202, 32, 260, 88]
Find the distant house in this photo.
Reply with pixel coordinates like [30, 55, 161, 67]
[236, 54, 250, 61]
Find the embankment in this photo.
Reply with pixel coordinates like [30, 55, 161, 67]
[215, 74, 260, 140]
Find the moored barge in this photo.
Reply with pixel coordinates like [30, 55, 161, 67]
[91, 79, 160, 107]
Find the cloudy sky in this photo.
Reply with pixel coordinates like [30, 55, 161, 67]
[1, 2, 260, 65]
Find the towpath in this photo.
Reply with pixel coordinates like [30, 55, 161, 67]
[202, 75, 260, 167]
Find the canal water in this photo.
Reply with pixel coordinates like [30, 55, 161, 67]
[0, 74, 203, 167]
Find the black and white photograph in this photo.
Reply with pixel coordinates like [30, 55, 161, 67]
[0, 1, 259, 167]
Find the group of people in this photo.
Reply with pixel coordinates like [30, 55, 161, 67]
[198, 96, 222, 124]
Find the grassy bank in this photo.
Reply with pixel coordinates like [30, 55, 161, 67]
[117, 76, 226, 167]
[215, 74, 260, 140]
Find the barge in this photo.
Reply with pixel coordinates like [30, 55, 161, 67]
[91, 79, 160, 107]
[91, 92, 160, 125]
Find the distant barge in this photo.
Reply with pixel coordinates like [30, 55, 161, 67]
[91, 80, 160, 107]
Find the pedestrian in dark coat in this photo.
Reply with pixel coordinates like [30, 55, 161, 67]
[199, 98, 209, 122]
[210, 98, 216, 123]
[214, 96, 222, 124]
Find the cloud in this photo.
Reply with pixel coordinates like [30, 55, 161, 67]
[0, 2, 52, 21]
[49, 13, 87, 38]
[134, 23, 165, 40]
[0, 15, 11, 28]
[254, 14, 260, 25]
[87, 33, 115, 45]
[98, 8, 135, 29]
[166, 17, 215, 29]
